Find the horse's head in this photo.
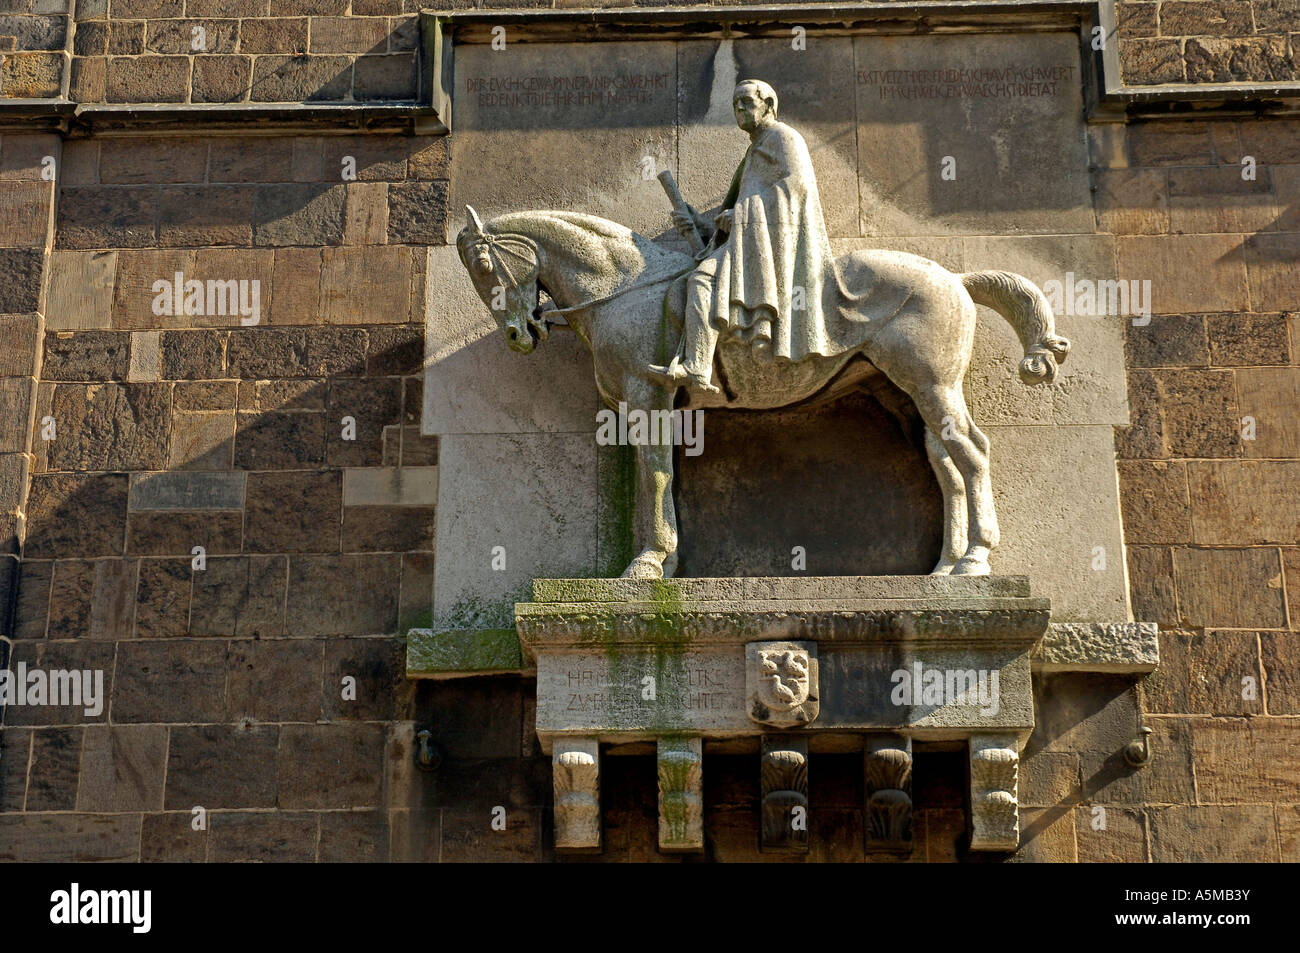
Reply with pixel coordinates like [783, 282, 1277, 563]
[455, 206, 550, 355]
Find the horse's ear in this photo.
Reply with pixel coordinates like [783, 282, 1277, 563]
[465, 205, 485, 237]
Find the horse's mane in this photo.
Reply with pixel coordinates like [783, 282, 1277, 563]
[488, 210, 636, 241]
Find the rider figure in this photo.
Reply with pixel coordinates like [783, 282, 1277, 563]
[648, 79, 838, 395]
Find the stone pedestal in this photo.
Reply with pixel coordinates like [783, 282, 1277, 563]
[516, 575, 1049, 853]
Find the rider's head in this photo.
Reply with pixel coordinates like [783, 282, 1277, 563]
[733, 80, 778, 132]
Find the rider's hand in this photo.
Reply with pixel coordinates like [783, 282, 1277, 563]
[713, 209, 734, 233]
[671, 209, 696, 237]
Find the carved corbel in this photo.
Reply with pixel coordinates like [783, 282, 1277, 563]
[553, 738, 601, 850]
[658, 737, 703, 852]
[865, 734, 913, 851]
[760, 735, 809, 853]
[969, 733, 1020, 851]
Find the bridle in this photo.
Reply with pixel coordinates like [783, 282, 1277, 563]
[463, 229, 693, 331]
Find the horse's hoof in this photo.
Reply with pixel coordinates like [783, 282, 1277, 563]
[621, 553, 665, 580]
[951, 555, 991, 576]
[930, 561, 957, 576]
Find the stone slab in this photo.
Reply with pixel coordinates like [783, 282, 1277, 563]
[128, 471, 245, 510]
[531, 646, 1033, 748]
[343, 466, 438, 506]
[855, 31, 1092, 237]
[406, 627, 526, 678]
[422, 245, 599, 435]
[448, 40, 678, 240]
[432, 432, 598, 630]
[985, 424, 1131, 623]
[1033, 621, 1159, 673]
[531, 574, 1032, 603]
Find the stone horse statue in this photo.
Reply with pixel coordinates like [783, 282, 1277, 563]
[454, 205, 1069, 580]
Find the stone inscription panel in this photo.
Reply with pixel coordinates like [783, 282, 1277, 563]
[536, 652, 751, 737]
[449, 41, 678, 239]
[855, 32, 1092, 236]
[534, 646, 1034, 741]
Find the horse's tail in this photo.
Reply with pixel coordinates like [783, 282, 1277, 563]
[961, 271, 1070, 385]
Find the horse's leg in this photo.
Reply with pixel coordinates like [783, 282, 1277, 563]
[924, 428, 967, 574]
[620, 379, 679, 580]
[911, 386, 998, 575]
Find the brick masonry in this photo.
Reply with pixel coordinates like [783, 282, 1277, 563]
[0, 8, 1298, 863]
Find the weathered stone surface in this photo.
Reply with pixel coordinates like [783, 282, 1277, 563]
[1125, 314, 1207, 368]
[126, 509, 242, 556]
[1261, 631, 1300, 714]
[1118, 460, 1192, 544]
[42, 383, 171, 471]
[1188, 461, 1300, 545]
[133, 558, 190, 638]
[250, 54, 352, 102]
[1033, 622, 1160, 673]
[112, 640, 228, 723]
[1169, 166, 1277, 234]
[192, 55, 251, 104]
[106, 54, 188, 103]
[130, 469, 244, 512]
[1117, 235, 1249, 314]
[25, 727, 80, 811]
[207, 812, 318, 863]
[276, 723, 384, 809]
[286, 554, 400, 635]
[1094, 168, 1168, 235]
[1209, 312, 1291, 366]
[343, 504, 434, 552]
[1122, 38, 1185, 84]
[189, 554, 286, 638]
[55, 186, 155, 249]
[43, 330, 130, 380]
[1142, 629, 1261, 715]
[160, 330, 225, 379]
[1186, 36, 1296, 84]
[25, 472, 128, 559]
[1150, 369, 1241, 458]
[76, 724, 167, 812]
[228, 638, 322, 723]
[46, 251, 117, 331]
[252, 183, 346, 246]
[164, 724, 279, 810]
[174, 380, 237, 411]
[856, 32, 1091, 237]
[1243, 233, 1300, 312]
[1172, 547, 1286, 629]
[243, 469, 341, 553]
[1074, 806, 1147, 862]
[326, 377, 401, 466]
[323, 637, 410, 720]
[433, 432, 598, 630]
[1149, 805, 1278, 862]
[0, 814, 140, 863]
[234, 410, 325, 469]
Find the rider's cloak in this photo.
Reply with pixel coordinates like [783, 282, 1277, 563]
[709, 120, 843, 362]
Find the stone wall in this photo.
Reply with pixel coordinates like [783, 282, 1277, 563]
[0, 5, 1298, 863]
[68, 0, 423, 104]
[1118, 0, 1299, 84]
